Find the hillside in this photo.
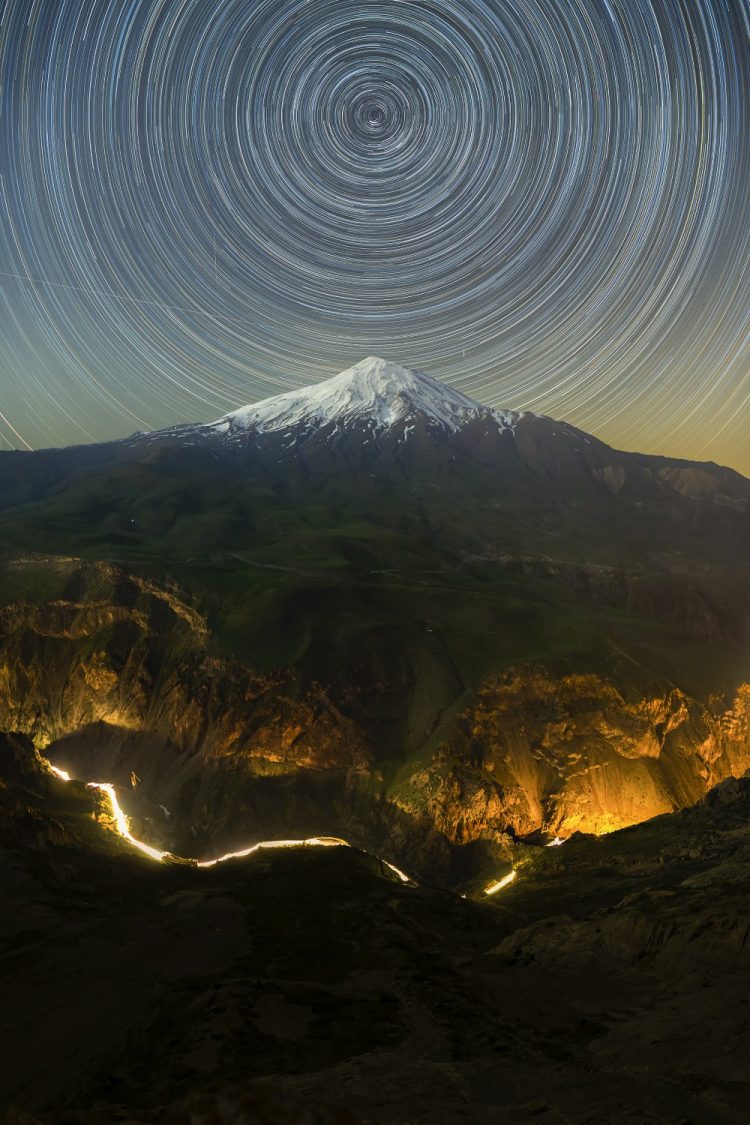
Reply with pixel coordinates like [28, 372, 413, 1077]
[1, 731, 749, 1122]
[0, 359, 748, 884]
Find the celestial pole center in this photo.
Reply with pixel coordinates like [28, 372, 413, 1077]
[0, 0, 748, 473]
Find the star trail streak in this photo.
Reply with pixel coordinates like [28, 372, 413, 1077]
[0, 0, 748, 471]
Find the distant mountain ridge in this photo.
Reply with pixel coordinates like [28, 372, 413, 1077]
[0, 358, 747, 558]
[1, 358, 748, 498]
[135, 357, 747, 503]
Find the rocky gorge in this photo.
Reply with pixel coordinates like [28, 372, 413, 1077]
[1, 362, 750, 1121]
[1, 555, 748, 888]
[1, 725, 749, 1123]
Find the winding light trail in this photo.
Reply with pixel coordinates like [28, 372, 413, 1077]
[196, 835, 350, 870]
[50, 759, 521, 895]
[87, 782, 171, 863]
[48, 762, 412, 883]
[484, 870, 517, 896]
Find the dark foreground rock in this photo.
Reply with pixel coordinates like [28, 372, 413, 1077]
[0, 735, 749, 1124]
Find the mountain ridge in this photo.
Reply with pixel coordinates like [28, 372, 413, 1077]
[0, 358, 747, 491]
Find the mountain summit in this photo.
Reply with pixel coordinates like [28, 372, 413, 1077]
[211, 357, 520, 439]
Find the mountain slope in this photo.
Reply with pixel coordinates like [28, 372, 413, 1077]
[210, 356, 521, 438]
[0, 359, 748, 881]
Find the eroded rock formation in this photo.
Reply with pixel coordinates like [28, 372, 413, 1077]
[1, 559, 748, 883]
[395, 669, 750, 847]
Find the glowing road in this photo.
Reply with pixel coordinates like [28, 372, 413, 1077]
[484, 870, 517, 896]
[48, 762, 411, 882]
[49, 759, 527, 896]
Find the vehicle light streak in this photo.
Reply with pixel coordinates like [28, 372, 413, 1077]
[45, 758, 414, 884]
[196, 836, 348, 869]
[382, 858, 412, 884]
[49, 764, 72, 782]
[87, 782, 171, 863]
[484, 870, 517, 896]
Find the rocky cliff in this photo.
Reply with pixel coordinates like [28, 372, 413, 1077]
[395, 668, 750, 846]
[1, 557, 748, 885]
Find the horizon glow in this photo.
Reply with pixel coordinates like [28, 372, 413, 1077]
[1, 0, 748, 473]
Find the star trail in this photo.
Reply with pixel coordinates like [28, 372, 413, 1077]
[1, 0, 748, 472]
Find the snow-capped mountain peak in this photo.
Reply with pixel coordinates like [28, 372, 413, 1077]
[211, 357, 519, 439]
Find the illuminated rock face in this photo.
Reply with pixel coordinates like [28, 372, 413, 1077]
[0, 571, 367, 774]
[0, 561, 748, 884]
[0, 364, 748, 882]
[396, 670, 750, 844]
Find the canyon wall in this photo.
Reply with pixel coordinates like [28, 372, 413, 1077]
[0, 560, 748, 882]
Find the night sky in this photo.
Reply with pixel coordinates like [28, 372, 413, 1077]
[1, 0, 748, 474]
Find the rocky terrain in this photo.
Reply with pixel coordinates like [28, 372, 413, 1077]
[0, 555, 748, 888]
[1, 361, 749, 1120]
[1, 730, 749, 1123]
[0, 357, 747, 882]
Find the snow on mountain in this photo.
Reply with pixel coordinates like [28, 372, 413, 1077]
[210, 358, 521, 440]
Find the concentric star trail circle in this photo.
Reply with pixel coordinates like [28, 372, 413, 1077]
[0, 0, 748, 472]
